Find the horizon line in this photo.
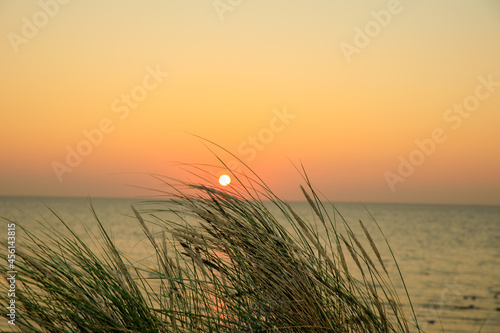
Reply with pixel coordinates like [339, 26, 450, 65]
[1, 194, 498, 208]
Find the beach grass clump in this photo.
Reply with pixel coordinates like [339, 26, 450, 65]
[1, 166, 421, 332]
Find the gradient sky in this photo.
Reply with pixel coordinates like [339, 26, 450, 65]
[1, 0, 499, 205]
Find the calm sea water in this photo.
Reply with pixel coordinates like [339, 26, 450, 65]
[1, 197, 499, 332]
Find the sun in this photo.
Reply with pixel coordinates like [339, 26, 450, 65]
[219, 174, 231, 186]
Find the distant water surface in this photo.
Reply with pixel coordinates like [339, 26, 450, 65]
[1, 197, 499, 332]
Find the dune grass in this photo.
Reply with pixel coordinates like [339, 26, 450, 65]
[1, 165, 422, 332]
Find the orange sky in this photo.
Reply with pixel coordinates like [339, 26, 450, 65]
[1, 1, 499, 205]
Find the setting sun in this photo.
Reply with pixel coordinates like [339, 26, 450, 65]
[219, 174, 231, 186]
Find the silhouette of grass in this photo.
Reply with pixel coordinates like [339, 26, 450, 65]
[1, 162, 421, 332]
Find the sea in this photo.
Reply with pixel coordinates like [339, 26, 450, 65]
[1, 196, 499, 332]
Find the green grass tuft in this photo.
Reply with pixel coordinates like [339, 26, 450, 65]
[1, 164, 422, 332]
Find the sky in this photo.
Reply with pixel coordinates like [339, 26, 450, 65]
[1, 0, 499, 205]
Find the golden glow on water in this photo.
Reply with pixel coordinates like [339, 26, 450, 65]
[0, 199, 499, 331]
